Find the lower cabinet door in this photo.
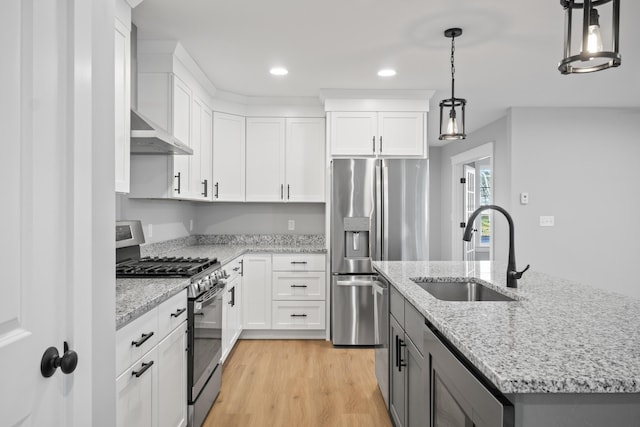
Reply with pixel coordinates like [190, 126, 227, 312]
[271, 301, 325, 329]
[243, 255, 272, 329]
[116, 347, 158, 427]
[406, 336, 427, 427]
[158, 322, 188, 427]
[389, 315, 405, 427]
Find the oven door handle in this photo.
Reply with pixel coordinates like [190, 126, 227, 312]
[195, 287, 225, 310]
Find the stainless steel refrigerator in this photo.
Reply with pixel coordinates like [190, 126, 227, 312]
[330, 158, 429, 406]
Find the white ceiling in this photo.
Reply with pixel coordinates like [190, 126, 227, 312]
[132, 0, 640, 145]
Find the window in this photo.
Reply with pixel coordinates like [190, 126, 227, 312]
[479, 169, 491, 245]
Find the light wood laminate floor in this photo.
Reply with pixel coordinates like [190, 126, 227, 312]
[203, 340, 392, 427]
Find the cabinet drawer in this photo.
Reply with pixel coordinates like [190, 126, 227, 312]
[271, 301, 326, 329]
[158, 289, 188, 338]
[272, 253, 326, 271]
[272, 272, 326, 300]
[116, 307, 159, 377]
[390, 285, 404, 325]
[404, 301, 425, 355]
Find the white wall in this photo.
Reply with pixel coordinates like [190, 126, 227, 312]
[116, 195, 195, 243]
[429, 147, 442, 260]
[509, 107, 640, 299]
[438, 116, 511, 262]
[194, 203, 325, 235]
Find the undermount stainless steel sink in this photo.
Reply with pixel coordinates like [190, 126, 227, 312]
[410, 278, 516, 302]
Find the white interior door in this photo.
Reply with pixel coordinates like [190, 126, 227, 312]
[463, 164, 476, 261]
[0, 1, 113, 425]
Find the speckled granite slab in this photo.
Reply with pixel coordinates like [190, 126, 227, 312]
[116, 277, 189, 330]
[196, 234, 325, 247]
[373, 261, 640, 394]
[140, 235, 197, 257]
[163, 243, 326, 266]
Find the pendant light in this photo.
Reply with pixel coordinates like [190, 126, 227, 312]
[558, 0, 621, 74]
[439, 28, 466, 141]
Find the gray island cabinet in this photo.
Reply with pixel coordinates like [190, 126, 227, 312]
[374, 261, 640, 427]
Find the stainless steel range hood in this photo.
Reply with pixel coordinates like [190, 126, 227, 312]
[130, 110, 193, 155]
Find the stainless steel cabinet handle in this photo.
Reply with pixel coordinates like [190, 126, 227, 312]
[214, 182, 219, 199]
[290, 261, 308, 265]
[372, 136, 375, 153]
[287, 184, 290, 200]
[290, 314, 308, 317]
[290, 284, 308, 288]
[201, 179, 208, 197]
[239, 260, 244, 276]
[380, 136, 383, 153]
[174, 172, 181, 194]
[281, 184, 284, 200]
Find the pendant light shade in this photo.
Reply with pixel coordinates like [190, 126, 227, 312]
[559, 0, 621, 74]
[439, 28, 467, 141]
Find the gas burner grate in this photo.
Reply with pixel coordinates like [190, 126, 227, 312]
[116, 256, 219, 278]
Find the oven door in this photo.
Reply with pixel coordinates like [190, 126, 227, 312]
[189, 287, 224, 402]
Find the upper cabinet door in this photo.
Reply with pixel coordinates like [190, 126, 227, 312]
[213, 112, 245, 201]
[114, 19, 130, 193]
[199, 106, 213, 201]
[189, 97, 213, 201]
[245, 118, 285, 202]
[285, 118, 325, 202]
[378, 112, 425, 157]
[171, 75, 192, 198]
[330, 112, 377, 156]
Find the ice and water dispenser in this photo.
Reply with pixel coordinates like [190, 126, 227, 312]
[343, 217, 370, 258]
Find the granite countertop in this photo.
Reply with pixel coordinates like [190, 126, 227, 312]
[116, 234, 326, 330]
[373, 260, 640, 394]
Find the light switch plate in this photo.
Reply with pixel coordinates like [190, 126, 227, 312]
[520, 192, 529, 205]
[288, 220, 295, 231]
[540, 216, 555, 227]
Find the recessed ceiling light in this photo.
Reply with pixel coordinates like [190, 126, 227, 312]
[270, 67, 289, 76]
[377, 69, 396, 77]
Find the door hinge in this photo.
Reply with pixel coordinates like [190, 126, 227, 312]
[460, 222, 466, 228]
[460, 177, 466, 184]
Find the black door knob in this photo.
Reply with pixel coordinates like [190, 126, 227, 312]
[41, 341, 78, 378]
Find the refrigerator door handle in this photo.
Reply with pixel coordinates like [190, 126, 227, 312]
[382, 164, 389, 261]
[374, 163, 382, 262]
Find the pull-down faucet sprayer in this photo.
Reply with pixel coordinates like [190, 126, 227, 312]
[463, 205, 529, 288]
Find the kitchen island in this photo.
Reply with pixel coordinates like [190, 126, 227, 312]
[373, 260, 640, 427]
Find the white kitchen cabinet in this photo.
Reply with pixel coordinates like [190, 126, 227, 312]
[329, 111, 425, 158]
[116, 290, 188, 427]
[171, 76, 192, 198]
[116, 347, 158, 427]
[157, 322, 188, 427]
[222, 256, 243, 363]
[114, 17, 130, 193]
[242, 254, 272, 329]
[245, 118, 285, 202]
[285, 118, 325, 202]
[245, 117, 325, 202]
[212, 112, 246, 201]
[271, 301, 326, 329]
[329, 112, 378, 156]
[189, 96, 213, 201]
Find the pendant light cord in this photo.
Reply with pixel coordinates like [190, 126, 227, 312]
[450, 36, 456, 101]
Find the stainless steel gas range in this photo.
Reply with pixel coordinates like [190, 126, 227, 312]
[116, 220, 228, 427]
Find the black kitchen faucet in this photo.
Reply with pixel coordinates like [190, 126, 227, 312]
[463, 205, 530, 288]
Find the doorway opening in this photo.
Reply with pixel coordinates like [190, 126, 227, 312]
[450, 143, 494, 261]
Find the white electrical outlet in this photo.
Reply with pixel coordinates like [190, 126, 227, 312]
[520, 192, 529, 205]
[539, 216, 555, 227]
[189, 219, 193, 232]
[288, 220, 295, 231]
[148, 223, 153, 237]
